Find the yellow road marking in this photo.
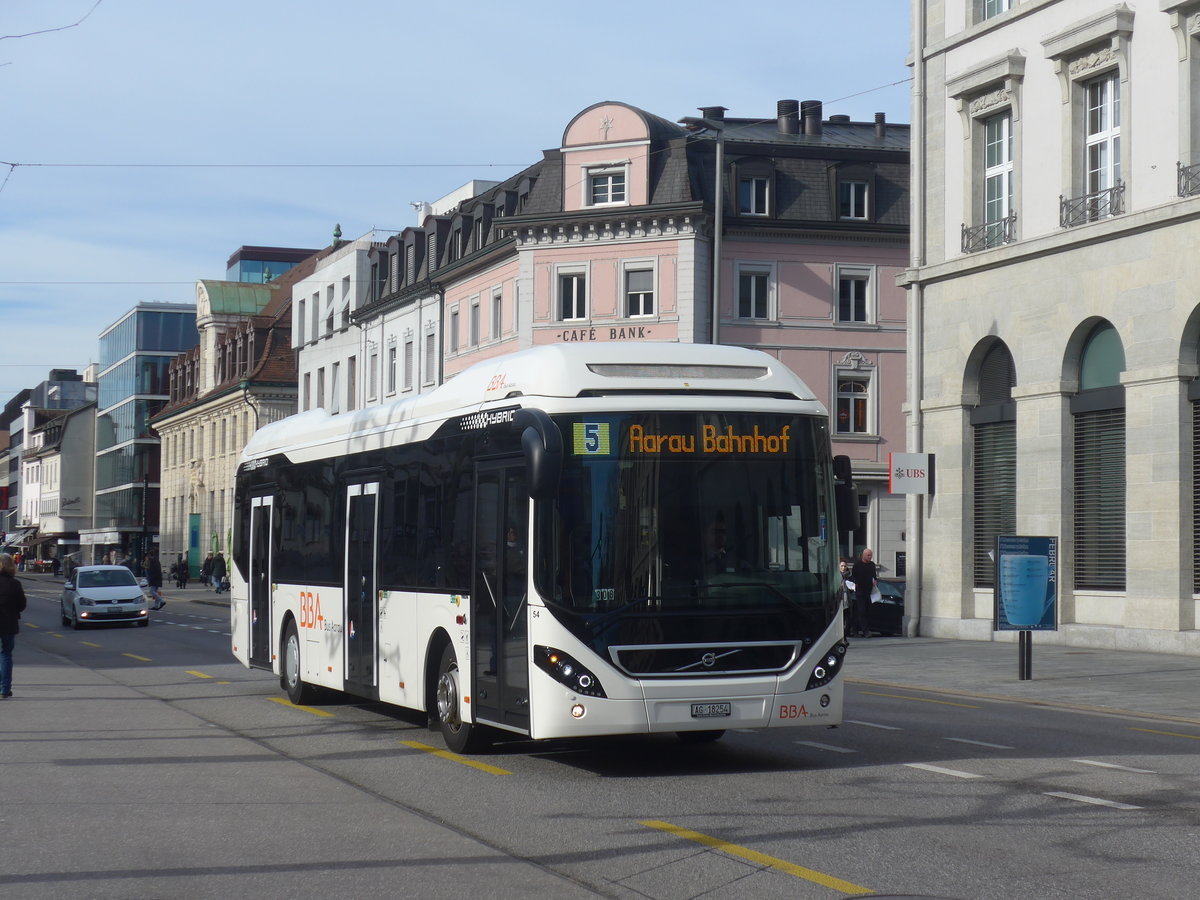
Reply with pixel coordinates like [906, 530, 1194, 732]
[50, 633, 64, 639]
[641, 820, 872, 894]
[81, 641, 102, 648]
[1132, 727, 1200, 741]
[122, 653, 151, 662]
[186, 670, 214, 679]
[400, 740, 512, 775]
[25, 623, 39, 629]
[861, 690, 980, 709]
[268, 696, 334, 718]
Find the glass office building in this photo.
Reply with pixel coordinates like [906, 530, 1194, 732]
[86, 303, 197, 563]
[225, 246, 318, 284]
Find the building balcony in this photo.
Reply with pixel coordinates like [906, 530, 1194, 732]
[1059, 183, 1124, 228]
[1177, 161, 1200, 198]
[961, 212, 1017, 253]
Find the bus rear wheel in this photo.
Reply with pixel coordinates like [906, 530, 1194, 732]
[435, 644, 490, 754]
[281, 620, 319, 706]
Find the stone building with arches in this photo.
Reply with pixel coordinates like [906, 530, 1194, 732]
[907, 0, 1200, 654]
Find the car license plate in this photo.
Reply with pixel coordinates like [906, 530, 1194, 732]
[691, 702, 731, 718]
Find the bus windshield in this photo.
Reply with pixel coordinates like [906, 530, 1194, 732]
[536, 412, 840, 663]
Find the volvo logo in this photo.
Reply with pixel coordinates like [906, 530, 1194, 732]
[701, 652, 717, 668]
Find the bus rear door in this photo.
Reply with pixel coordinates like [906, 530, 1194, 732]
[472, 460, 530, 734]
[248, 494, 274, 669]
[344, 482, 379, 695]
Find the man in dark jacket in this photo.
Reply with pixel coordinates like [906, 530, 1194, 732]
[212, 552, 227, 594]
[0, 552, 29, 698]
[849, 548, 879, 638]
[146, 551, 165, 610]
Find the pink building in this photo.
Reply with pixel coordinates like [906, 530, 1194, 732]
[359, 100, 909, 570]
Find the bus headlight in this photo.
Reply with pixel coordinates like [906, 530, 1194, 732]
[805, 641, 847, 690]
[534, 646, 606, 698]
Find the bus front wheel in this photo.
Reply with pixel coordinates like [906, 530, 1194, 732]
[281, 620, 318, 706]
[435, 644, 489, 754]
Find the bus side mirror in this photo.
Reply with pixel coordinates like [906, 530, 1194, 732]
[833, 455, 859, 531]
[514, 408, 562, 501]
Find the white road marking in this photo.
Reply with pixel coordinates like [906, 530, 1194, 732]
[846, 719, 901, 730]
[794, 741, 857, 753]
[1073, 759, 1156, 774]
[945, 737, 1015, 750]
[1043, 791, 1142, 810]
[904, 762, 983, 779]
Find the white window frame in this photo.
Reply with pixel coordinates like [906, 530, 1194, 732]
[734, 262, 776, 321]
[404, 339, 414, 391]
[424, 331, 436, 386]
[491, 286, 503, 339]
[834, 368, 874, 436]
[557, 269, 588, 322]
[368, 352, 379, 401]
[584, 163, 629, 207]
[838, 181, 868, 220]
[386, 344, 397, 395]
[984, 111, 1014, 225]
[622, 261, 656, 318]
[449, 308, 460, 353]
[469, 296, 481, 346]
[1085, 71, 1120, 194]
[835, 265, 875, 324]
[737, 176, 770, 216]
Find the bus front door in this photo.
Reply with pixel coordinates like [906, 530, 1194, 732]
[344, 482, 379, 695]
[472, 461, 530, 734]
[249, 495, 273, 668]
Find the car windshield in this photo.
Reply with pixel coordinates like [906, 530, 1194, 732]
[77, 570, 138, 589]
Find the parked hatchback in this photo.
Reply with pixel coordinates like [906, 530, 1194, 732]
[61, 565, 149, 629]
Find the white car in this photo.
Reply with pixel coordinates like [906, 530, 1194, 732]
[61, 565, 150, 629]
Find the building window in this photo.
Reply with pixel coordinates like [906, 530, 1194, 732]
[449, 309, 460, 352]
[588, 167, 626, 206]
[296, 299, 306, 345]
[491, 288, 502, 339]
[330, 362, 340, 414]
[984, 111, 1013, 233]
[387, 346, 397, 395]
[835, 372, 871, 434]
[325, 285, 335, 335]
[559, 273, 587, 321]
[837, 269, 871, 323]
[736, 266, 772, 320]
[981, 0, 1012, 21]
[404, 340, 414, 391]
[302, 373, 310, 411]
[838, 181, 868, 220]
[316, 368, 326, 409]
[311, 293, 319, 343]
[971, 342, 1016, 588]
[347, 356, 356, 411]
[340, 276, 351, 328]
[470, 299, 480, 346]
[368, 353, 378, 400]
[424, 332, 436, 385]
[738, 177, 769, 215]
[625, 269, 654, 317]
[1085, 72, 1120, 195]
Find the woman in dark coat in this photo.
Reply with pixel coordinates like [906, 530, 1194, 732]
[0, 552, 29, 699]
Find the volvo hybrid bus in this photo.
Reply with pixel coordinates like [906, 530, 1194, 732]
[231, 342, 856, 752]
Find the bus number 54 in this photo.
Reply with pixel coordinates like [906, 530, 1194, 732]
[299, 591, 323, 630]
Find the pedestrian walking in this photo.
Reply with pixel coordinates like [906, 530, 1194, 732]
[849, 548, 879, 638]
[145, 551, 164, 610]
[212, 551, 227, 594]
[174, 553, 188, 589]
[0, 552, 29, 699]
[201, 553, 214, 590]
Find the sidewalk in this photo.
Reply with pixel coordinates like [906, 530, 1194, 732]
[846, 635, 1200, 727]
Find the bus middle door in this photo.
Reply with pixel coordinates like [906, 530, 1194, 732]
[472, 460, 530, 734]
[248, 494, 274, 669]
[344, 482, 379, 696]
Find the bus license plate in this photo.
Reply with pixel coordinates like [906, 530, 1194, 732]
[691, 702, 731, 718]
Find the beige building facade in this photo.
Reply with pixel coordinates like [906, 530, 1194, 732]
[907, 0, 1200, 653]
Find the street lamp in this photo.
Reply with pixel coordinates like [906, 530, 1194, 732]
[678, 113, 726, 345]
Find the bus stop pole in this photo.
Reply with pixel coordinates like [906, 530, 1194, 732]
[1018, 630, 1032, 680]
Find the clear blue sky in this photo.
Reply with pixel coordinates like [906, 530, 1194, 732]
[0, 0, 912, 395]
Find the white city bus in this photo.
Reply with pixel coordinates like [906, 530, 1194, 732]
[231, 342, 856, 752]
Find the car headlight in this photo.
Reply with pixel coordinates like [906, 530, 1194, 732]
[78, 596, 95, 607]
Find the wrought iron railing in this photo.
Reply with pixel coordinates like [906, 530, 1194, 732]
[1059, 182, 1124, 227]
[1178, 161, 1200, 198]
[961, 212, 1017, 253]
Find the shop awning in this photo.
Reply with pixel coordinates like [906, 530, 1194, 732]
[3, 527, 37, 548]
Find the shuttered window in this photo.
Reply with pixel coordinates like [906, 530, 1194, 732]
[973, 420, 1016, 587]
[1073, 406, 1125, 589]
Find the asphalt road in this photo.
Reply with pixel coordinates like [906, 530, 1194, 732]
[4, 579, 1198, 899]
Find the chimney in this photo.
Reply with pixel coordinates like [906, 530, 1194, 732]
[777, 99, 800, 135]
[829, 115, 851, 124]
[875, 112, 887, 139]
[801, 100, 823, 135]
[698, 106, 726, 123]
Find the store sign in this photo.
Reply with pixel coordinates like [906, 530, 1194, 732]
[889, 452, 934, 495]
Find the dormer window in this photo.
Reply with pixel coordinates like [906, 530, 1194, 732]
[587, 165, 627, 206]
[738, 177, 770, 215]
[839, 181, 868, 219]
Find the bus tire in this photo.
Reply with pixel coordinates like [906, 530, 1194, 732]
[281, 620, 318, 706]
[677, 730, 725, 744]
[435, 643, 489, 754]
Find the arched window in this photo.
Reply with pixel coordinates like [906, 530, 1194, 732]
[1072, 322, 1125, 590]
[971, 341, 1016, 587]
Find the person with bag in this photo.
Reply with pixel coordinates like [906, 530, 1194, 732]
[0, 552, 29, 699]
[212, 552, 227, 594]
[849, 548, 879, 638]
[201, 553, 214, 591]
[145, 550, 165, 610]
